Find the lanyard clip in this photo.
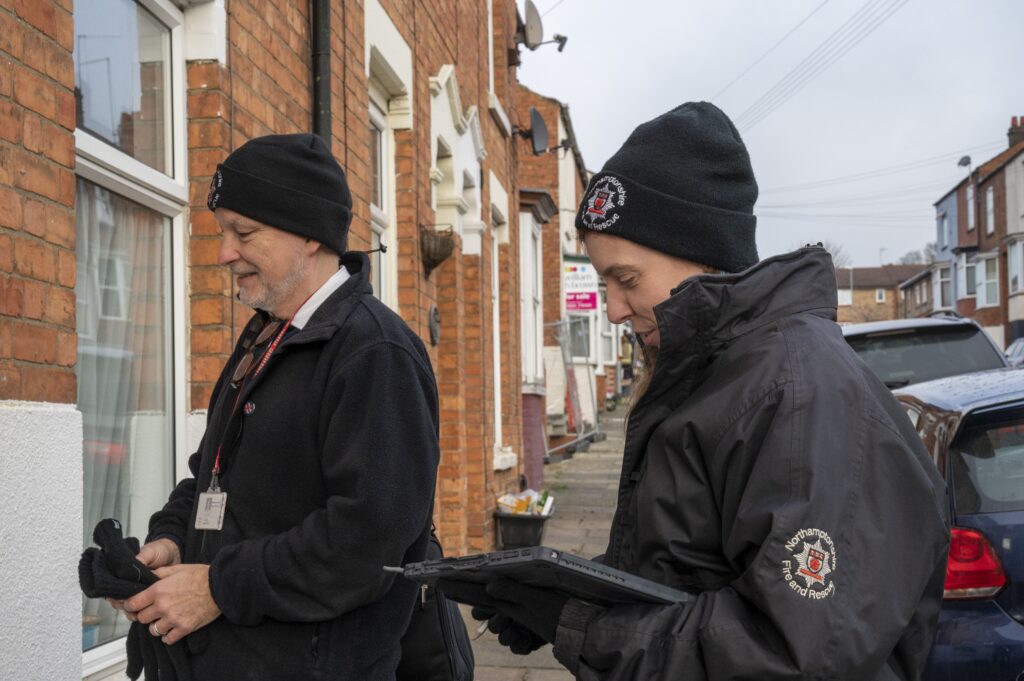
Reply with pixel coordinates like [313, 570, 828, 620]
[210, 471, 221, 493]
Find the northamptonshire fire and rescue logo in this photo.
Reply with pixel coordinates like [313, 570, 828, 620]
[781, 528, 836, 600]
[580, 175, 626, 230]
[207, 169, 223, 209]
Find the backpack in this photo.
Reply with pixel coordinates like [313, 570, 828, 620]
[396, 528, 475, 681]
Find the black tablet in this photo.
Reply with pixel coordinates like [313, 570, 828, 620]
[402, 546, 693, 607]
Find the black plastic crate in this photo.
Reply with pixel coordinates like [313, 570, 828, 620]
[493, 510, 551, 549]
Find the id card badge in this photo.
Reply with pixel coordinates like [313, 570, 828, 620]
[195, 491, 227, 531]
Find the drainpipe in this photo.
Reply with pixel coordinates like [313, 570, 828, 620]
[311, 0, 331, 141]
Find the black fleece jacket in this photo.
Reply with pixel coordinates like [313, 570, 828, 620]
[148, 252, 440, 680]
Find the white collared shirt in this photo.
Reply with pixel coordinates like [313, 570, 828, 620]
[290, 266, 350, 330]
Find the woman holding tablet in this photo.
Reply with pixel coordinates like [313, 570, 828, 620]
[441, 102, 949, 680]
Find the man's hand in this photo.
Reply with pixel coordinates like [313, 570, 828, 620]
[137, 538, 181, 569]
[106, 538, 181, 616]
[123, 564, 221, 645]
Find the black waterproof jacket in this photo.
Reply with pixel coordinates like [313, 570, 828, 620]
[148, 252, 440, 680]
[552, 247, 950, 680]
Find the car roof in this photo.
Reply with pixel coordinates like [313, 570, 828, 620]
[841, 316, 978, 337]
[894, 368, 1024, 413]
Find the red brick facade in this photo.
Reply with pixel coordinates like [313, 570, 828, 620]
[0, 0, 76, 403]
[0, 0, 548, 556]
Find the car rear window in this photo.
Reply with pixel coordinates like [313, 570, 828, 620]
[845, 326, 1005, 388]
[951, 405, 1024, 514]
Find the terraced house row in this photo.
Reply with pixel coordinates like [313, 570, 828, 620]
[901, 117, 1024, 346]
[0, 0, 602, 677]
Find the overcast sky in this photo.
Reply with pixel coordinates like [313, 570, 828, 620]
[517, 0, 1022, 266]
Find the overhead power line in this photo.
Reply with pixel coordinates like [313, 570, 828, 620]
[542, 0, 568, 17]
[759, 140, 1003, 194]
[711, 0, 830, 103]
[735, 0, 908, 133]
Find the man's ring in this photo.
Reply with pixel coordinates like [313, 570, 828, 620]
[150, 623, 165, 637]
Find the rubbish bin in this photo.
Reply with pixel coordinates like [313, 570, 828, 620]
[493, 510, 551, 549]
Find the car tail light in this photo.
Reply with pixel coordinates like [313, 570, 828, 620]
[944, 527, 1007, 599]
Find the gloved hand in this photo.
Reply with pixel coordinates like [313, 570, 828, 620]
[436, 578, 568, 652]
[485, 579, 568, 645]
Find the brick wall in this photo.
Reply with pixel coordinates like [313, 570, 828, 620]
[0, 0, 76, 403]
[516, 87, 565, 348]
[177, 0, 529, 555]
[837, 287, 901, 323]
[0, 0, 534, 555]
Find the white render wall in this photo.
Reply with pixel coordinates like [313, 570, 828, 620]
[0, 401, 83, 680]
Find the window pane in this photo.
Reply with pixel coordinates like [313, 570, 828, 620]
[951, 408, 1024, 513]
[370, 124, 382, 209]
[77, 179, 174, 650]
[1012, 246, 1020, 293]
[75, 0, 172, 174]
[569, 316, 590, 358]
[966, 265, 977, 295]
[846, 326, 1006, 387]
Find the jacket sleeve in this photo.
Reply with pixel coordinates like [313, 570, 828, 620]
[145, 449, 201, 549]
[207, 340, 440, 624]
[553, 381, 949, 680]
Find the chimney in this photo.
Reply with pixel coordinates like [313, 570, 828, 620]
[1010, 115, 1024, 148]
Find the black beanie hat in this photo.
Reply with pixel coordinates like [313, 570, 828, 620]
[207, 133, 352, 255]
[576, 102, 758, 273]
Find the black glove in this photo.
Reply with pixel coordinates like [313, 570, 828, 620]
[79, 519, 193, 681]
[436, 579, 550, 655]
[485, 579, 568, 645]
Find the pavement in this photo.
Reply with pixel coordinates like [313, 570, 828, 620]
[470, 408, 625, 681]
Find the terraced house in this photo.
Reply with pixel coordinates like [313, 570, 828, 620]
[0, 0, 583, 676]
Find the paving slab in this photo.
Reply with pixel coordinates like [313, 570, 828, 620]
[465, 408, 626, 678]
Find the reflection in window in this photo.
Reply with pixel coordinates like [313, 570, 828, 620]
[74, 0, 172, 174]
[952, 410, 1024, 514]
[569, 315, 590, 359]
[77, 179, 174, 650]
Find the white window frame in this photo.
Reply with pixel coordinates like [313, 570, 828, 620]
[977, 256, 999, 308]
[569, 313, 592, 363]
[367, 96, 397, 309]
[986, 185, 996, 236]
[875, 288, 885, 304]
[599, 292, 616, 366]
[967, 183, 976, 231]
[934, 266, 952, 310]
[518, 211, 543, 386]
[1010, 242, 1022, 295]
[77, 0, 188, 676]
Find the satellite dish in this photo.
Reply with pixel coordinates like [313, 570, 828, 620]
[513, 107, 550, 155]
[528, 107, 549, 155]
[523, 0, 544, 50]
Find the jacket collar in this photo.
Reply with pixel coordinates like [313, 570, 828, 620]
[640, 246, 838, 405]
[245, 251, 373, 349]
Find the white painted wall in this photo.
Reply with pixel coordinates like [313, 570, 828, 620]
[0, 401, 83, 680]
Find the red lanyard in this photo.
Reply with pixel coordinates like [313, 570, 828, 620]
[209, 315, 294, 488]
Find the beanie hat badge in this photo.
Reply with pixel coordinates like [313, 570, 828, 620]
[207, 169, 223, 210]
[580, 176, 627, 231]
[575, 102, 759, 273]
[205, 133, 352, 255]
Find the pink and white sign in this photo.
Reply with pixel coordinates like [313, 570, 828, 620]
[564, 261, 599, 311]
[566, 292, 598, 310]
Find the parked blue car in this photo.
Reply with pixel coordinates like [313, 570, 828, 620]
[895, 369, 1024, 680]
